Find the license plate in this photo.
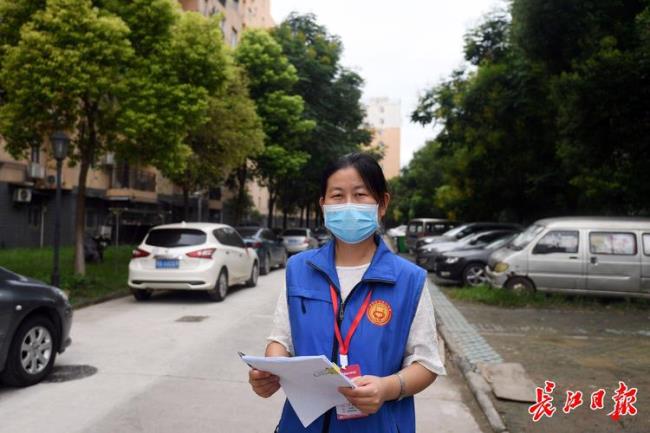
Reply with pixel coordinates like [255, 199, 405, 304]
[289, 239, 299, 244]
[156, 259, 179, 269]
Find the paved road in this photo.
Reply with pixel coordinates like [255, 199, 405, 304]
[0, 268, 488, 433]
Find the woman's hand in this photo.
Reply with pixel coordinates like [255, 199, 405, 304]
[338, 375, 395, 415]
[249, 368, 280, 398]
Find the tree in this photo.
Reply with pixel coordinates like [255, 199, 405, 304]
[271, 14, 371, 223]
[0, 0, 227, 274]
[0, 0, 134, 275]
[411, 10, 570, 223]
[169, 66, 265, 220]
[234, 29, 313, 227]
[408, 0, 650, 224]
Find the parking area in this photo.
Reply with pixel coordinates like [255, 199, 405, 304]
[443, 286, 650, 433]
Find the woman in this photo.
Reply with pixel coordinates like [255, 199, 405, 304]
[248, 153, 446, 433]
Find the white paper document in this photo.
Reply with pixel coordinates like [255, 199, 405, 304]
[241, 354, 356, 427]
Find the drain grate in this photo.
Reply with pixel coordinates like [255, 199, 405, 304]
[176, 315, 209, 323]
[44, 364, 98, 383]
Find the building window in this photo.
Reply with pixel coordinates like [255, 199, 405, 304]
[230, 27, 238, 47]
[589, 232, 637, 255]
[379, 106, 385, 113]
[218, 0, 226, 6]
[209, 187, 222, 201]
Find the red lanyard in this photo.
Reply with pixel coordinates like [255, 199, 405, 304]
[329, 284, 373, 368]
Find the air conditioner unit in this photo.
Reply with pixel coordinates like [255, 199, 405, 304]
[13, 188, 32, 203]
[27, 163, 46, 179]
[102, 152, 115, 166]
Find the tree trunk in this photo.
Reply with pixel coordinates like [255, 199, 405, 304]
[182, 186, 189, 221]
[74, 156, 90, 275]
[236, 164, 248, 225]
[299, 206, 304, 227]
[306, 201, 311, 228]
[267, 187, 276, 228]
[282, 209, 288, 230]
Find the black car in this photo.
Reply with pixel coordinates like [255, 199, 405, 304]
[0, 267, 73, 387]
[312, 227, 332, 246]
[235, 226, 288, 275]
[417, 229, 520, 272]
[415, 222, 523, 250]
[435, 234, 518, 286]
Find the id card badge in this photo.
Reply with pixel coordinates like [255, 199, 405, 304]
[336, 364, 368, 420]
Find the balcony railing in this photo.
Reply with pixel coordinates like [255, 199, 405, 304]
[111, 162, 156, 192]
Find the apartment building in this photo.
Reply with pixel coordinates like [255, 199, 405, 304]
[0, 0, 274, 248]
[364, 97, 401, 179]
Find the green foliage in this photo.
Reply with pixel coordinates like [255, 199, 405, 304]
[0, 0, 236, 273]
[0, 245, 134, 306]
[0, 0, 133, 160]
[234, 28, 314, 225]
[271, 13, 372, 211]
[404, 0, 650, 224]
[443, 284, 650, 310]
[464, 9, 511, 66]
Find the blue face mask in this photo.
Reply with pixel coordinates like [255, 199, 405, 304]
[323, 203, 379, 244]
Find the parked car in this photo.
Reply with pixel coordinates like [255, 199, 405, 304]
[435, 234, 518, 286]
[312, 227, 332, 246]
[416, 222, 523, 250]
[235, 226, 287, 275]
[282, 228, 318, 254]
[486, 217, 650, 299]
[128, 222, 259, 302]
[417, 229, 520, 272]
[387, 224, 407, 238]
[406, 218, 459, 252]
[0, 267, 73, 387]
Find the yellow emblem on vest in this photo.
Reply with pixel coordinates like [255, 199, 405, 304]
[366, 300, 392, 326]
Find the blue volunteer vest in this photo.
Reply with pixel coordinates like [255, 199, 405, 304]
[277, 235, 426, 433]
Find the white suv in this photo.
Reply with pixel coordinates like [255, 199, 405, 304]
[128, 222, 259, 302]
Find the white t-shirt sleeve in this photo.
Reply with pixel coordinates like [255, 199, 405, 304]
[266, 287, 294, 355]
[402, 278, 447, 375]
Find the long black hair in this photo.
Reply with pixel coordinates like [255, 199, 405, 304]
[320, 152, 388, 206]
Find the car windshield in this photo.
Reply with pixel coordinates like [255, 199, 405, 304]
[459, 231, 488, 245]
[145, 228, 207, 247]
[486, 234, 517, 250]
[441, 224, 469, 238]
[510, 225, 544, 250]
[283, 229, 307, 237]
[236, 227, 260, 238]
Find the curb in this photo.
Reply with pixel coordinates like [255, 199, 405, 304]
[438, 324, 509, 433]
[73, 291, 130, 310]
[383, 235, 509, 433]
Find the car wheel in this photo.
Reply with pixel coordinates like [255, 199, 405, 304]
[207, 269, 228, 302]
[505, 276, 535, 295]
[462, 263, 487, 287]
[279, 250, 288, 269]
[131, 289, 152, 301]
[246, 261, 259, 288]
[0, 315, 57, 387]
[260, 253, 271, 275]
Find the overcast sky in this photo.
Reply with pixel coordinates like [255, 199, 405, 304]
[271, 0, 505, 168]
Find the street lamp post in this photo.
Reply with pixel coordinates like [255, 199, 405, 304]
[51, 131, 69, 288]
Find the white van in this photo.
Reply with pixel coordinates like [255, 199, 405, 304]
[486, 217, 650, 299]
